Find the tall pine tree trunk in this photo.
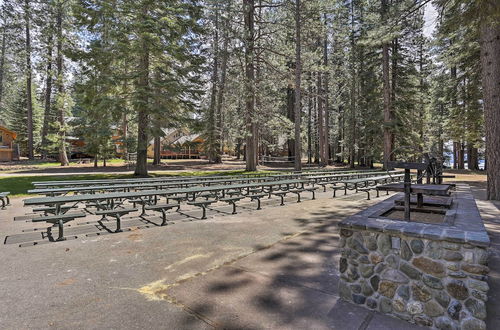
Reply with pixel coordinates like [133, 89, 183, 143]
[381, 0, 392, 168]
[244, 0, 256, 171]
[134, 29, 150, 176]
[41, 31, 53, 159]
[293, 0, 302, 171]
[317, 70, 325, 166]
[453, 142, 458, 169]
[208, 6, 219, 163]
[336, 107, 343, 163]
[122, 113, 128, 159]
[24, 0, 34, 159]
[307, 75, 312, 164]
[215, 17, 229, 163]
[286, 81, 295, 160]
[0, 24, 6, 109]
[480, 10, 500, 200]
[467, 143, 479, 170]
[56, 1, 69, 165]
[458, 143, 465, 169]
[153, 136, 161, 165]
[322, 22, 330, 165]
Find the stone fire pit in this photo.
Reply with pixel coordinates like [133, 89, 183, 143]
[338, 184, 490, 329]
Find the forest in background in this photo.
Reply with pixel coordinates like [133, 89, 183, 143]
[0, 0, 499, 199]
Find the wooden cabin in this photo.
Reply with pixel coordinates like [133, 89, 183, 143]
[0, 126, 18, 162]
[147, 129, 205, 159]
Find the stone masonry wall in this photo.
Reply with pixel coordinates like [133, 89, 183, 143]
[338, 228, 490, 329]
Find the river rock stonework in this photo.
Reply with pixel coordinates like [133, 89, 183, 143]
[338, 186, 490, 329]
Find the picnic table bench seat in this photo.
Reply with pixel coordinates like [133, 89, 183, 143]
[95, 208, 138, 232]
[32, 205, 76, 215]
[271, 191, 288, 206]
[332, 186, 347, 197]
[316, 181, 332, 192]
[0, 192, 10, 209]
[247, 193, 267, 210]
[304, 186, 319, 200]
[144, 203, 179, 225]
[166, 195, 186, 209]
[187, 200, 218, 219]
[357, 186, 390, 200]
[219, 196, 246, 214]
[85, 200, 109, 211]
[32, 212, 87, 241]
[130, 198, 157, 216]
[198, 192, 218, 200]
[226, 190, 243, 197]
[289, 188, 305, 203]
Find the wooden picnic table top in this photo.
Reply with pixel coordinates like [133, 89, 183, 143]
[376, 183, 453, 196]
[24, 179, 307, 207]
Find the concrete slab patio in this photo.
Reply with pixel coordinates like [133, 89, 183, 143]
[1, 181, 499, 329]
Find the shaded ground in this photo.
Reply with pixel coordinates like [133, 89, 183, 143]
[0, 173, 498, 329]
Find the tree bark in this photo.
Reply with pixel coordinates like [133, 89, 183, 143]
[336, 107, 343, 163]
[153, 136, 161, 165]
[286, 81, 295, 160]
[122, 113, 128, 159]
[322, 18, 330, 165]
[457, 143, 465, 169]
[56, 1, 69, 165]
[24, 0, 34, 159]
[381, 0, 392, 168]
[207, 5, 219, 163]
[0, 23, 6, 109]
[215, 15, 229, 163]
[467, 143, 479, 170]
[244, 0, 257, 171]
[480, 11, 500, 200]
[307, 75, 312, 164]
[293, 0, 302, 171]
[41, 30, 54, 159]
[134, 21, 150, 176]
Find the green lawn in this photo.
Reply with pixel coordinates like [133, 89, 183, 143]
[0, 170, 274, 197]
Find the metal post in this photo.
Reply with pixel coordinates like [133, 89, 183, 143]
[416, 169, 423, 208]
[115, 214, 122, 232]
[404, 169, 411, 221]
[57, 219, 65, 241]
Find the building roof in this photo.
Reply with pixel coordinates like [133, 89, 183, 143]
[0, 126, 17, 139]
[173, 134, 200, 145]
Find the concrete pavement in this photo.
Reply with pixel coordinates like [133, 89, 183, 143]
[1, 182, 498, 329]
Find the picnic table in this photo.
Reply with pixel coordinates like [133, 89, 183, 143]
[28, 175, 302, 196]
[334, 173, 407, 195]
[31, 169, 373, 189]
[307, 170, 402, 183]
[23, 178, 307, 240]
[1, 192, 10, 209]
[24, 179, 307, 212]
[28, 170, 380, 196]
[31, 173, 273, 189]
[376, 183, 453, 196]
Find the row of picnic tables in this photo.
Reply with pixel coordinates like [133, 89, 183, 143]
[21, 169, 406, 242]
[31, 168, 379, 189]
[29, 170, 399, 196]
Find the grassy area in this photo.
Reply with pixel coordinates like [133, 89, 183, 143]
[0, 170, 275, 197]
